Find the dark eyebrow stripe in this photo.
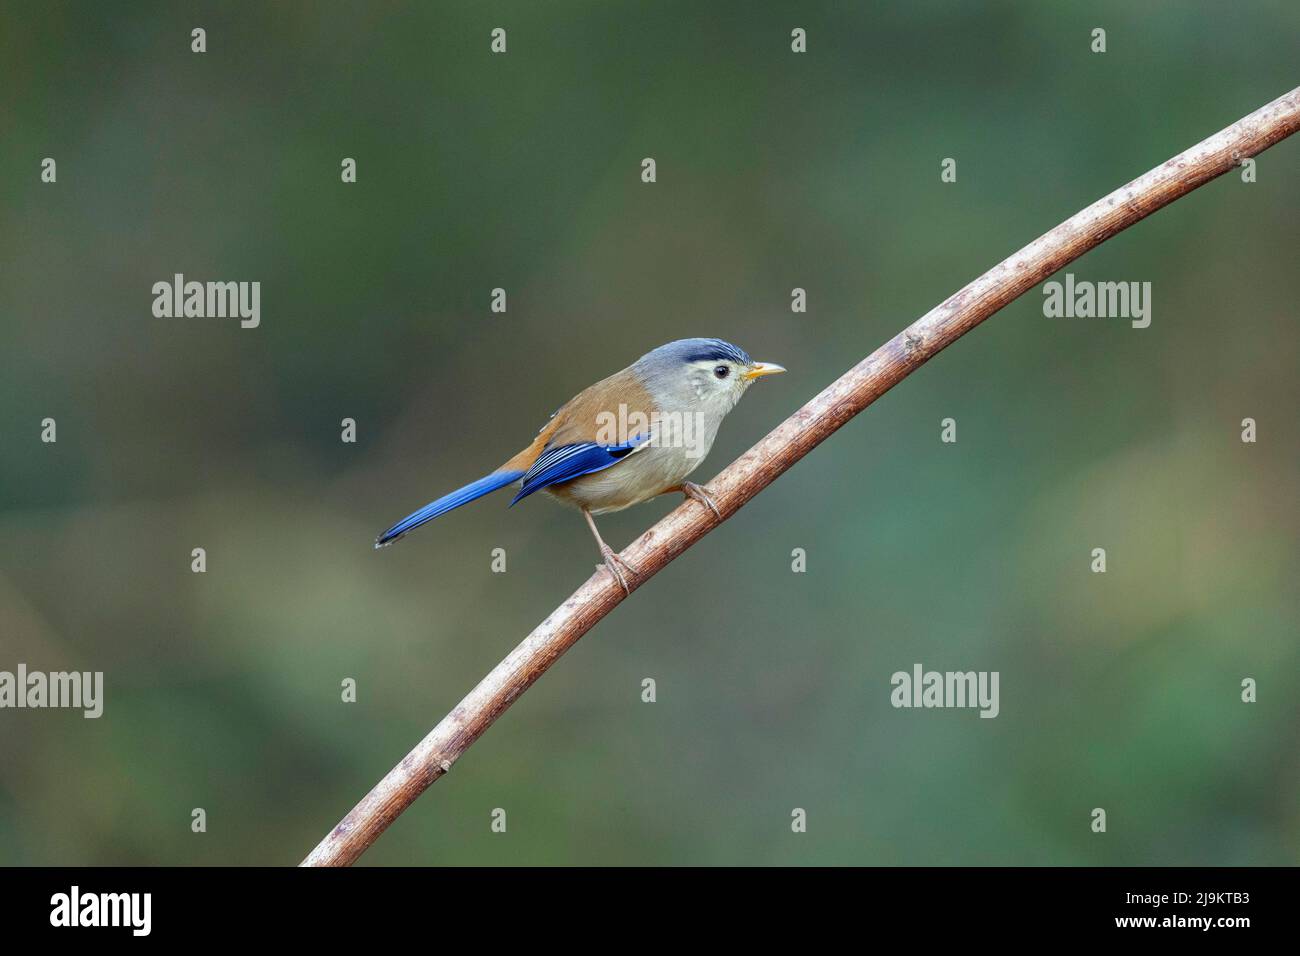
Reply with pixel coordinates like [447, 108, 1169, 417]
[681, 341, 750, 364]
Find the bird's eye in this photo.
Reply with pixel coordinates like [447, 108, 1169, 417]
[714, 365, 729, 379]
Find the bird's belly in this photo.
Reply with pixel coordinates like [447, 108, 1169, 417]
[546, 444, 704, 514]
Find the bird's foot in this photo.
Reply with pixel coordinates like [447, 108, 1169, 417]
[681, 481, 721, 519]
[597, 546, 638, 595]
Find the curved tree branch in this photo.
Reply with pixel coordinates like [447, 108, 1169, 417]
[302, 86, 1300, 866]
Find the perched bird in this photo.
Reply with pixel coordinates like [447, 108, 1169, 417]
[375, 338, 785, 590]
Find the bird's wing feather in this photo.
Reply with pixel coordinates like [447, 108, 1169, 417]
[511, 437, 647, 505]
[543, 366, 656, 447]
[500, 364, 660, 490]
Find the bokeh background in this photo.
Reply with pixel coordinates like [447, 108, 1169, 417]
[1, 2, 1296, 866]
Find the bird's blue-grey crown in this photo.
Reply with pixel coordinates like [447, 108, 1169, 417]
[639, 337, 753, 368]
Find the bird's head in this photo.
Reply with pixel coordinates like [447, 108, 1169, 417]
[636, 338, 785, 416]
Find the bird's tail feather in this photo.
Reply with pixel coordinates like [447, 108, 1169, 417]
[375, 470, 525, 548]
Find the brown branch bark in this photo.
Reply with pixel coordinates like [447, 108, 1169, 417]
[302, 86, 1300, 866]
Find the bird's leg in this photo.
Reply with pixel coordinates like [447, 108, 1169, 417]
[583, 508, 637, 594]
[676, 481, 721, 519]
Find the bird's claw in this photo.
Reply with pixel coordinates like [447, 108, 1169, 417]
[681, 481, 721, 519]
[597, 546, 637, 594]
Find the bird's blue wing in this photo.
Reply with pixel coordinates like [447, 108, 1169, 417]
[511, 438, 645, 505]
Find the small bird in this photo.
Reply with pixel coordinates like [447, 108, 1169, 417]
[375, 338, 785, 591]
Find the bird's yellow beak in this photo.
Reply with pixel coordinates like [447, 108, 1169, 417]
[743, 361, 786, 381]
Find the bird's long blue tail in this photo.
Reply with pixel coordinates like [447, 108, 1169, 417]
[375, 470, 525, 549]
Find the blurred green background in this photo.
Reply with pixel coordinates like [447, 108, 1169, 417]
[1, 2, 1297, 866]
